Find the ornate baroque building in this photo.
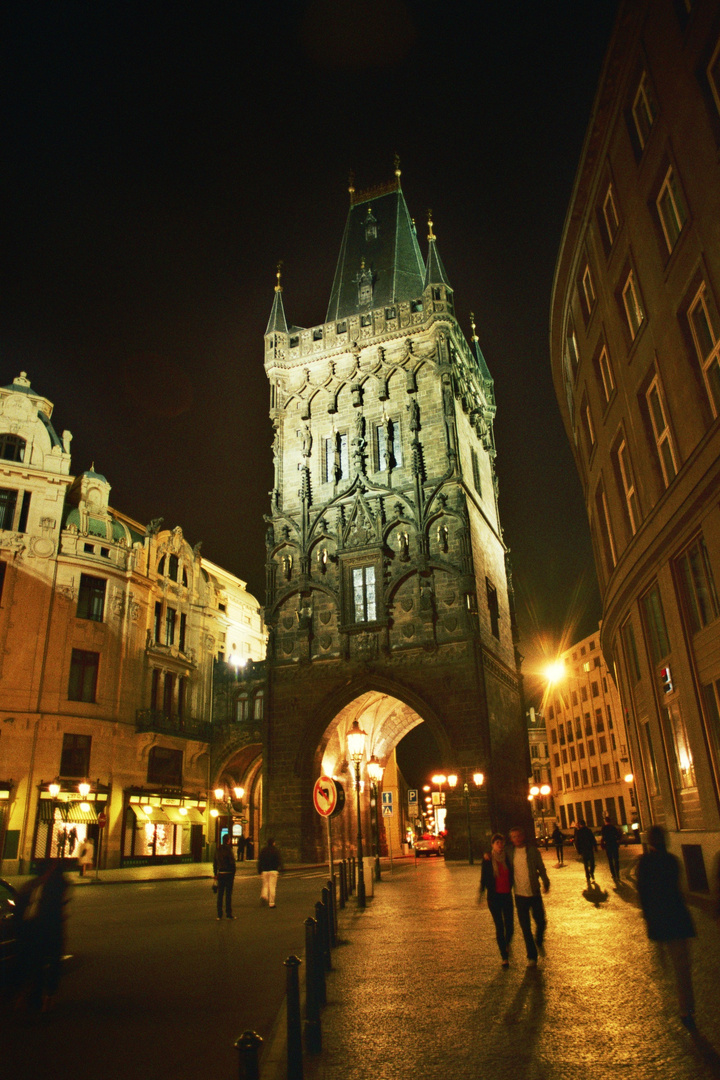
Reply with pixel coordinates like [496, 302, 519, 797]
[235, 167, 529, 861]
[551, 0, 720, 889]
[0, 372, 266, 874]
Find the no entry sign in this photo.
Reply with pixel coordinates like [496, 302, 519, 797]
[313, 776, 345, 818]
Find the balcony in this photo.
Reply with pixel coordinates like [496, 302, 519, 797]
[136, 709, 212, 741]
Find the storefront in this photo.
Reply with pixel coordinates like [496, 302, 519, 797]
[30, 782, 110, 872]
[121, 791, 206, 866]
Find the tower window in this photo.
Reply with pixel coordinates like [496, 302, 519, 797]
[324, 433, 349, 483]
[352, 565, 377, 623]
[0, 434, 26, 462]
[77, 574, 106, 622]
[471, 448, 482, 496]
[375, 420, 402, 471]
[486, 578, 500, 639]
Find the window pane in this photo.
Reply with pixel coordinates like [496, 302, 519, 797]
[0, 488, 18, 531]
[364, 566, 376, 621]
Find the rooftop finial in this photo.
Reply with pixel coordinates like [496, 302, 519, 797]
[427, 209, 435, 242]
[348, 170, 355, 202]
[275, 260, 283, 293]
[394, 153, 401, 181]
[470, 312, 478, 341]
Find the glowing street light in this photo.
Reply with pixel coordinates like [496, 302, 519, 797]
[367, 754, 385, 882]
[347, 720, 368, 908]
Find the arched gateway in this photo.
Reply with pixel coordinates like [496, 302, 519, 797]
[231, 168, 531, 862]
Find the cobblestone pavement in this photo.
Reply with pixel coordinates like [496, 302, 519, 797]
[304, 852, 720, 1080]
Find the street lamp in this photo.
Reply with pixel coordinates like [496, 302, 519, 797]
[213, 784, 245, 845]
[367, 755, 384, 882]
[529, 784, 551, 843]
[448, 771, 484, 864]
[347, 719, 367, 909]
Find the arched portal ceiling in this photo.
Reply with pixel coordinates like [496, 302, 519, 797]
[319, 691, 425, 779]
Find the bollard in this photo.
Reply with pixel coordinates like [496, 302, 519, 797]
[284, 955, 303, 1080]
[313, 901, 327, 1006]
[304, 918, 322, 1054]
[330, 875, 339, 942]
[235, 1030, 263, 1080]
[325, 881, 336, 948]
[338, 862, 346, 909]
[321, 887, 333, 968]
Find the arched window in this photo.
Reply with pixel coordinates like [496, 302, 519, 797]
[169, 554, 179, 581]
[0, 434, 26, 462]
[253, 691, 264, 721]
[235, 695, 249, 722]
[157, 555, 166, 576]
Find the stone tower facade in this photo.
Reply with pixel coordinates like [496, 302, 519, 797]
[240, 170, 529, 861]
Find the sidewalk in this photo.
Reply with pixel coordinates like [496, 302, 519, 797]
[2, 860, 325, 889]
[302, 853, 720, 1080]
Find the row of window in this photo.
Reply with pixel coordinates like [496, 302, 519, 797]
[553, 730, 619, 768]
[320, 420, 404, 484]
[556, 759, 620, 794]
[55, 731, 183, 787]
[550, 704, 614, 745]
[557, 796, 628, 832]
[157, 553, 189, 587]
[153, 601, 187, 651]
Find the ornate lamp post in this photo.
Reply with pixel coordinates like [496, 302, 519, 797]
[347, 719, 367, 909]
[213, 784, 245, 845]
[448, 771, 484, 864]
[367, 754, 384, 882]
[529, 783, 551, 843]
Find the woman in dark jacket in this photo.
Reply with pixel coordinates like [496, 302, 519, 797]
[479, 833, 514, 966]
[637, 825, 696, 1027]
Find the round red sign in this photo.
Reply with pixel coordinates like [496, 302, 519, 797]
[313, 776, 338, 817]
[97, 812, 107, 828]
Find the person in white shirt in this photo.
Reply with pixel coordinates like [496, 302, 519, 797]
[507, 826, 550, 966]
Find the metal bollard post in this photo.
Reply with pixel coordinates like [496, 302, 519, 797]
[284, 955, 303, 1080]
[338, 862, 346, 909]
[235, 1030, 263, 1080]
[325, 881, 336, 948]
[304, 918, 322, 1054]
[330, 875, 338, 942]
[314, 901, 327, 1006]
[321, 887, 333, 968]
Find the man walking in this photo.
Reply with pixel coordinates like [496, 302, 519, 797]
[258, 837, 283, 908]
[507, 826, 550, 966]
[601, 814, 621, 883]
[213, 836, 236, 920]
[574, 819, 598, 886]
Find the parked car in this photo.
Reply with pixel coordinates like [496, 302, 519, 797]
[414, 834, 443, 857]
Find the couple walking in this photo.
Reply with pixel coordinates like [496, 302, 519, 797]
[479, 825, 550, 967]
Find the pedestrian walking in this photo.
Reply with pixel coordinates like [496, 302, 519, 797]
[551, 823, 565, 866]
[574, 819, 597, 885]
[12, 859, 70, 1011]
[236, 833, 247, 862]
[75, 836, 94, 877]
[637, 825, 696, 1029]
[479, 833, 514, 966]
[213, 836, 236, 919]
[600, 814, 621, 883]
[507, 826, 550, 966]
[258, 837, 283, 907]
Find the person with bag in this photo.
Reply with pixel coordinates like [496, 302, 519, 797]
[213, 836, 236, 920]
[479, 833, 514, 967]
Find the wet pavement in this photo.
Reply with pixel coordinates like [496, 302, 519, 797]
[303, 850, 720, 1080]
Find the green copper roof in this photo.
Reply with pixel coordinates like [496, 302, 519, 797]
[326, 183, 425, 322]
[424, 236, 452, 291]
[265, 286, 289, 336]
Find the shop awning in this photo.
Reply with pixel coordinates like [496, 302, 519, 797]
[65, 802, 100, 824]
[160, 806, 205, 824]
[129, 804, 171, 824]
[38, 800, 65, 822]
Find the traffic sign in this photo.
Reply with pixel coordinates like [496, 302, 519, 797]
[408, 789, 418, 806]
[313, 776, 345, 818]
[382, 792, 393, 808]
[97, 812, 107, 829]
[382, 805, 393, 816]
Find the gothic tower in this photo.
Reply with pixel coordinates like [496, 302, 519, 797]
[241, 167, 528, 860]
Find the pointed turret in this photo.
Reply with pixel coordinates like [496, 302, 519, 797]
[326, 159, 425, 322]
[265, 263, 289, 336]
[423, 210, 452, 291]
[469, 312, 495, 408]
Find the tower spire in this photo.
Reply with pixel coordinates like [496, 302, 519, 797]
[265, 261, 289, 336]
[423, 208, 451, 291]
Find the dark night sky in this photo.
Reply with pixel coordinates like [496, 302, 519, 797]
[3, 1, 618, 707]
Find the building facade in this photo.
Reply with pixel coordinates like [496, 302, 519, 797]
[550, 0, 720, 889]
[232, 167, 530, 862]
[0, 372, 266, 874]
[542, 630, 637, 838]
